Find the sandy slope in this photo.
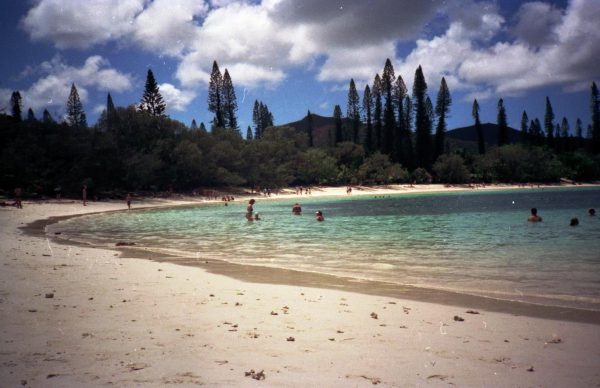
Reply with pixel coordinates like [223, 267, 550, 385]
[1, 188, 599, 387]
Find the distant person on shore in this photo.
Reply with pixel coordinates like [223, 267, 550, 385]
[589, 208, 596, 217]
[14, 187, 23, 209]
[570, 217, 579, 226]
[126, 193, 132, 210]
[315, 210, 324, 222]
[527, 207, 542, 222]
[292, 203, 302, 215]
[82, 184, 87, 206]
[246, 199, 255, 221]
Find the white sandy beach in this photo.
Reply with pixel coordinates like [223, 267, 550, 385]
[1, 185, 600, 387]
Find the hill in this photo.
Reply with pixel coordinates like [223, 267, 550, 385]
[446, 123, 521, 145]
[284, 113, 352, 147]
[283, 114, 522, 149]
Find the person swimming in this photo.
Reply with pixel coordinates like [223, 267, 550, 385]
[254, 213, 261, 221]
[527, 207, 542, 222]
[315, 210, 324, 222]
[570, 217, 579, 226]
[292, 203, 302, 215]
[589, 208, 596, 216]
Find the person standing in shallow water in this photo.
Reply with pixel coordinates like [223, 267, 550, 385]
[82, 185, 87, 206]
[315, 210, 324, 222]
[246, 199, 255, 221]
[292, 203, 302, 215]
[527, 207, 542, 222]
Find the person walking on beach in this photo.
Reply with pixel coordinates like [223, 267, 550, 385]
[126, 193, 132, 210]
[82, 184, 87, 206]
[527, 207, 542, 222]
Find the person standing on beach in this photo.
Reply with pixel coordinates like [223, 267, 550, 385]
[82, 185, 87, 206]
[126, 193, 132, 210]
[527, 207, 542, 222]
[14, 187, 23, 209]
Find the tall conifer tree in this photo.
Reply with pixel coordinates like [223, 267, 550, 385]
[42, 109, 54, 124]
[208, 61, 224, 128]
[66, 83, 87, 128]
[413, 66, 431, 168]
[26, 108, 36, 122]
[434, 77, 451, 162]
[252, 100, 261, 139]
[362, 85, 373, 152]
[402, 96, 414, 169]
[497, 98, 508, 146]
[10, 91, 22, 122]
[333, 104, 343, 145]
[575, 117, 583, 149]
[473, 99, 484, 154]
[591, 81, 600, 153]
[222, 69, 238, 129]
[544, 96, 555, 148]
[393, 76, 407, 163]
[381, 59, 396, 156]
[520, 111, 529, 144]
[246, 125, 253, 141]
[307, 110, 314, 147]
[347, 79, 360, 143]
[191, 119, 198, 130]
[139, 69, 166, 117]
[372, 74, 383, 151]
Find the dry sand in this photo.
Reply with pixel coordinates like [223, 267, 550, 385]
[1, 185, 599, 387]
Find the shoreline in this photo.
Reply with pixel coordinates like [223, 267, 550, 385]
[26, 183, 600, 324]
[2, 185, 600, 386]
[27, 217, 600, 324]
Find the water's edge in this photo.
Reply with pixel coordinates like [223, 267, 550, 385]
[21, 208, 600, 325]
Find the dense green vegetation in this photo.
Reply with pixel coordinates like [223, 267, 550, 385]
[1, 60, 599, 198]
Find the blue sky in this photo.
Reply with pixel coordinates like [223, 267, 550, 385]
[1, 0, 599, 133]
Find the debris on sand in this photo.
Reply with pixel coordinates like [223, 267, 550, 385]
[115, 242, 136, 246]
[453, 315, 465, 322]
[245, 369, 266, 380]
[270, 311, 278, 316]
[45, 293, 54, 299]
[286, 336, 295, 342]
[546, 336, 563, 344]
[527, 366, 534, 372]
[466, 310, 480, 314]
[370, 312, 378, 319]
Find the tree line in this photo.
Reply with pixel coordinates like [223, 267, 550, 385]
[1, 60, 599, 198]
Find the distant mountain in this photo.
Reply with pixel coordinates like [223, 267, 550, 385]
[446, 123, 521, 145]
[282, 115, 522, 149]
[284, 113, 352, 146]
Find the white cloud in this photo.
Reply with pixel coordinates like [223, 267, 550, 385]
[15, 56, 132, 115]
[513, 2, 563, 47]
[21, 0, 144, 49]
[18, 0, 600, 98]
[132, 0, 208, 56]
[159, 83, 196, 111]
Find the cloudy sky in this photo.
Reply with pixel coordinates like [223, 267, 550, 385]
[1, 0, 599, 131]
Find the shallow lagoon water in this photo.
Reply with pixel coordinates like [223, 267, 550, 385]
[52, 187, 600, 310]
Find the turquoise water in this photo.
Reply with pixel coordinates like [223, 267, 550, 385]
[51, 187, 600, 310]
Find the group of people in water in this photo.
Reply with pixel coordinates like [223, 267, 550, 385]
[245, 199, 324, 222]
[528, 207, 595, 225]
